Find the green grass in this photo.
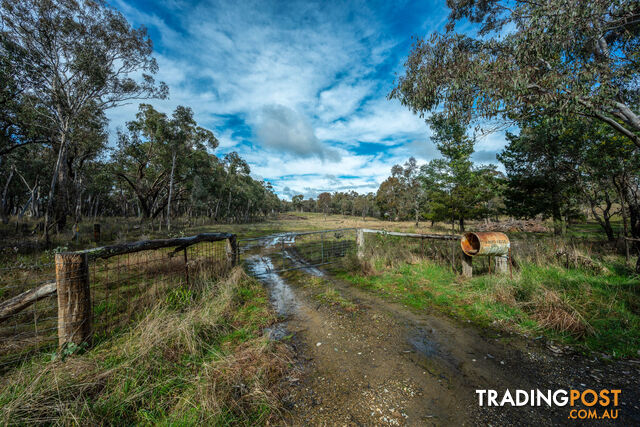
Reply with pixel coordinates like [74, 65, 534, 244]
[337, 256, 640, 358]
[0, 268, 292, 425]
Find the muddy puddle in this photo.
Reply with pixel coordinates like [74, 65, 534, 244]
[407, 329, 440, 358]
[244, 232, 327, 343]
[246, 255, 299, 316]
[239, 232, 297, 252]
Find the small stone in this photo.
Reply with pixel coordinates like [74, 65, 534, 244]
[316, 342, 322, 347]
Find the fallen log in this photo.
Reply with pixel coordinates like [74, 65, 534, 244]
[0, 281, 56, 323]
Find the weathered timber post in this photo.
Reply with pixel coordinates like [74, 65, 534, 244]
[494, 255, 508, 274]
[225, 235, 238, 267]
[461, 253, 473, 278]
[93, 223, 101, 243]
[55, 252, 92, 347]
[356, 228, 365, 260]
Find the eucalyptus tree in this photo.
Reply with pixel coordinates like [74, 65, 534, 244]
[393, 157, 426, 226]
[317, 192, 331, 218]
[221, 152, 250, 220]
[565, 120, 639, 240]
[292, 194, 304, 212]
[375, 177, 403, 221]
[0, 41, 51, 160]
[391, 0, 640, 147]
[0, 0, 167, 235]
[165, 106, 217, 231]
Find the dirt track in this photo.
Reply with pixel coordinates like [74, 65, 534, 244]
[245, 242, 640, 425]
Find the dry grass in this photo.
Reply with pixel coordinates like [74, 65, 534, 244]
[529, 289, 594, 337]
[0, 268, 293, 425]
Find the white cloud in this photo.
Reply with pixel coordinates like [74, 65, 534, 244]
[317, 81, 373, 122]
[317, 98, 429, 146]
[255, 105, 340, 161]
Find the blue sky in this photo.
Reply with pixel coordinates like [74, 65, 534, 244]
[107, 0, 507, 200]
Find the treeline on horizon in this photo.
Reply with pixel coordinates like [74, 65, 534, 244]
[0, 0, 281, 237]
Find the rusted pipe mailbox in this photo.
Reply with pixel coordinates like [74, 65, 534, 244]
[460, 232, 511, 277]
[461, 232, 510, 257]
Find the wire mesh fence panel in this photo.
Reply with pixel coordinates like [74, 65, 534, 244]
[89, 240, 229, 341]
[0, 262, 57, 373]
[508, 234, 619, 271]
[0, 237, 231, 375]
[360, 232, 461, 272]
[240, 229, 357, 276]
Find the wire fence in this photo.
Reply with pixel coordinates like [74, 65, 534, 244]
[2, 227, 619, 374]
[357, 231, 467, 271]
[0, 261, 57, 373]
[240, 229, 358, 275]
[0, 236, 233, 374]
[88, 239, 229, 341]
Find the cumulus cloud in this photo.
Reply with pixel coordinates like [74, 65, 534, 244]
[316, 98, 429, 146]
[256, 105, 340, 161]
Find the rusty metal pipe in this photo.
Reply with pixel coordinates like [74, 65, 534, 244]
[460, 232, 510, 257]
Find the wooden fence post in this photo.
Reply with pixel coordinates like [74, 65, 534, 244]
[55, 252, 92, 347]
[462, 253, 473, 278]
[226, 235, 238, 267]
[356, 228, 365, 260]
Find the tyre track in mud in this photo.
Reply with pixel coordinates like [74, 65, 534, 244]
[244, 237, 640, 425]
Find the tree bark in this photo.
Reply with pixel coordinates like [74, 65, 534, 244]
[551, 189, 563, 236]
[1, 167, 14, 224]
[588, 195, 615, 241]
[44, 123, 70, 240]
[166, 150, 177, 232]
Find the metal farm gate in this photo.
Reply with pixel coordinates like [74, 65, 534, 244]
[239, 228, 357, 277]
